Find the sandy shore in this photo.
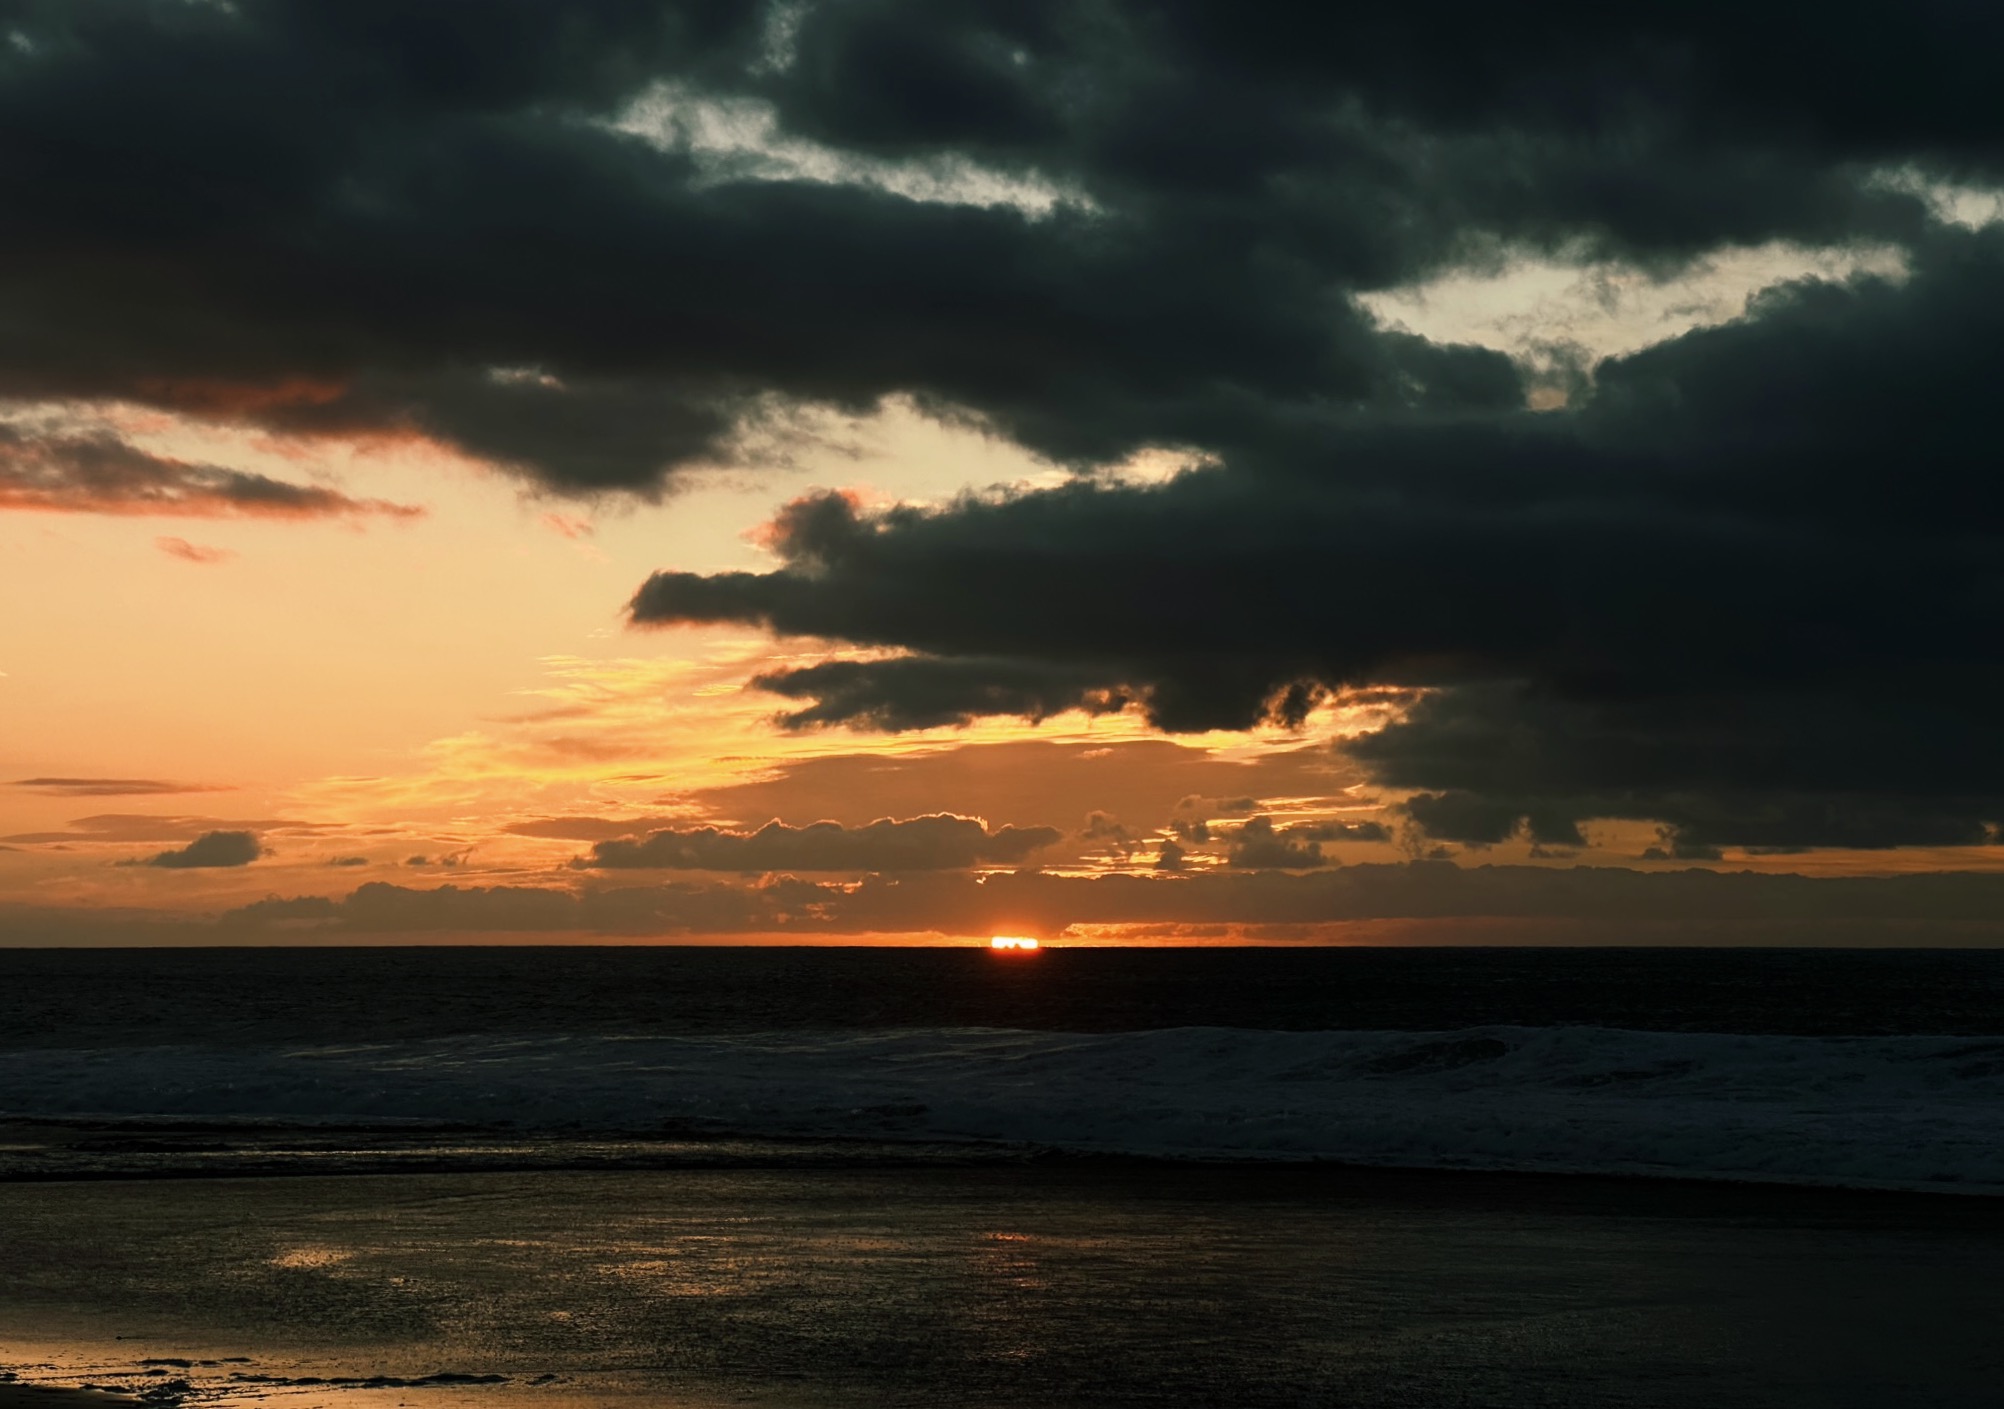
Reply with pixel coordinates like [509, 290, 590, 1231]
[6, 1163, 2004, 1408]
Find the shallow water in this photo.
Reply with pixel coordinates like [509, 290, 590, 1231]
[3, 1163, 2001, 1409]
[8, 1024, 2003, 1191]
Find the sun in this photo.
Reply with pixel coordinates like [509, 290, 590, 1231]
[989, 936, 1041, 951]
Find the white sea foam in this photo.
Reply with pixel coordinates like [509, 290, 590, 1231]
[4, 1026, 2001, 1192]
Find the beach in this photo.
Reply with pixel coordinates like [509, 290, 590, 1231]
[5, 948, 2001, 1405]
[5, 1159, 2004, 1408]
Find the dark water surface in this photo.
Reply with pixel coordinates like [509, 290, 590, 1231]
[5, 948, 1999, 1405]
[2, 1162, 2001, 1409]
[5, 946, 2003, 1048]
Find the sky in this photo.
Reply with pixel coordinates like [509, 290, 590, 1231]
[4, 0, 2004, 946]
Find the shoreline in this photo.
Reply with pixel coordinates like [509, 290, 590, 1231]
[3, 1120, 2002, 1201]
[7, 1161, 2004, 1409]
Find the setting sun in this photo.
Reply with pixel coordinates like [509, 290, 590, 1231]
[989, 936, 1041, 951]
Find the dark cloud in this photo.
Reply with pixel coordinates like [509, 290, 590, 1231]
[13, 778, 234, 797]
[4, 0, 1981, 501]
[11, 0, 2004, 856]
[0, 424, 421, 519]
[631, 229, 2004, 849]
[580, 814, 1059, 872]
[0, 0, 1541, 496]
[1227, 816, 1325, 871]
[1082, 811, 1129, 840]
[1354, 681, 2004, 854]
[141, 830, 261, 869]
[739, 654, 1136, 733]
[1287, 820, 1391, 844]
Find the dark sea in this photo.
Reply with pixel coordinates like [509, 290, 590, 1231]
[8, 943, 2004, 1045]
[3, 946, 2001, 1408]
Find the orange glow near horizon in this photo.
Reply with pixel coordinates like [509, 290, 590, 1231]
[990, 936, 1041, 951]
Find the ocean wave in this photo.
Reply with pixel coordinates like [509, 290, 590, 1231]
[5, 1025, 2002, 1192]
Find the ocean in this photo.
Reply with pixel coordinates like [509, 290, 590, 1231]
[3, 946, 2002, 1188]
[2, 946, 2001, 1407]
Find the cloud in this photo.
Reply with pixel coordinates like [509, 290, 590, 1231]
[1287, 820, 1391, 844]
[1353, 682, 2004, 854]
[13, 778, 235, 797]
[210, 864, 2004, 943]
[11, 0, 2004, 861]
[141, 830, 262, 869]
[629, 228, 2004, 849]
[3, 0, 1978, 502]
[581, 813, 1059, 872]
[1213, 815, 1393, 870]
[4, 813, 321, 844]
[504, 815, 694, 842]
[1227, 816, 1325, 870]
[0, 424, 422, 520]
[155, 536, 235, 564]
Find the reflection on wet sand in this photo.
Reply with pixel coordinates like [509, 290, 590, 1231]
[4, 1162, 2003, 1408]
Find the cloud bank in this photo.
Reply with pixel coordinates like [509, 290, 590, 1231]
[581, 814, 1060, 871]
[632, 232, 2004, 851]
[211, 865, 2004, 945]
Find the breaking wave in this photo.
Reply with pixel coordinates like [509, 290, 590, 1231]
[5, 1025, 2002, 1192]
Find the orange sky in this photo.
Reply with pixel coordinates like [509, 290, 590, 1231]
[8, 242, 2004, 946]
[7, 380, 2004, 947]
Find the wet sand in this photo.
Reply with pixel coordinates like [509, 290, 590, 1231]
[4, 1161, 2002, 1408]
[0, 1390, 143, 1409]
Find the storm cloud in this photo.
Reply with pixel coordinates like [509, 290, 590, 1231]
[4, 0, 1988, 496]
[632, 230, 2004, 849]
[10, 2, 2004, 854]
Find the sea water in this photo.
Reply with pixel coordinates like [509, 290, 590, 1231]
[2, 946, 2001, 1190]
[3, 947, 2001, 1407]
